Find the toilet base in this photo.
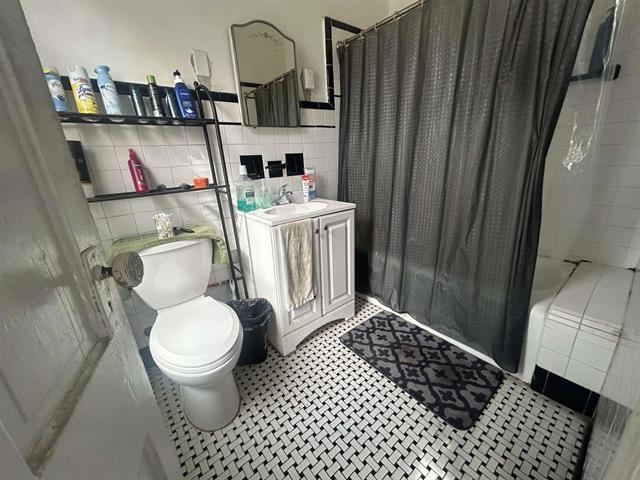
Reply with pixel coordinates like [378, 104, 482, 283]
[181, 373, 240, 431]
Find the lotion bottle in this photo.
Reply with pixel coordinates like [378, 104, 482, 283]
[128, 149, 149, 193]
[173, 70, 198, 118]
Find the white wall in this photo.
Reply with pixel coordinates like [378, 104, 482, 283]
[540, 0, 640, 269]
[21, 0, 388, 103]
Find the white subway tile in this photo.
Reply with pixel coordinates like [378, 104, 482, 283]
[129, 197, 157, 213]
[301, 127, 315, 143]
[170, 166, 194, 185]
[166, 145, 190, 167]
[133, 212, 156, 234]
[155, 194, 181, 210]
[596, 244, 629, 266]
[601, 226, 634, 247]
[89, 203, 105, 219]
[313, 110, 324, 124]
[92, 170, 125, 194]
[102, 199, 132, 217]
[121, 169, 135, 192]
[148, 167, 174, 188]
[314, 127, 326, 143]
[260, 144, 277, 162]
[242, 127, 260, 144]
[300, 109, 313, 125]
[288, 128, 303, 144]
[78, 125, 112, 146]
[179, 191, 201, 206]
[84, 146, 119, 171]
[107, 214, 138, 238]
[226, 144, 245, 163]
[608, 207, 640, 227]
[225, 125, 244, 144]
[141, 145, 169, 167]
[137, 125, 166, 145]
[62, 125, 81, 141]
[259, 128, 276, 144]
[189, 145, 209, 165]
[186, 127, 206, 145]
[109, 125, 140, 146]
[94, 218, 111, 240]
[565, 359, 605, 392]
[161, 126, 188, 145]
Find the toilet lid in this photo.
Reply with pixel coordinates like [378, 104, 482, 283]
[150, 296, 241, 369]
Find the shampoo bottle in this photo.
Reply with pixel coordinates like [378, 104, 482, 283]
[95, 65, 123, 115]
[68, 65, 99, 113]
[164, 88, 179, 118]
[127, 149, 149, 193]
[173, 70, 198, 118]
[43, 67, 69, 112]
[146, 75, 165, 117]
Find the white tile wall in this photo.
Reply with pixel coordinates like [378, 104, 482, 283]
[540, 1, 640, 268]
[64, 104, 339, 252]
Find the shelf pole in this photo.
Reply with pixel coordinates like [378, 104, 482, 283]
[194, 82, 248, 299]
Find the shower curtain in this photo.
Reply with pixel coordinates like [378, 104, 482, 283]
[338, 0, 592, 371]
[255, 69, 300, 127]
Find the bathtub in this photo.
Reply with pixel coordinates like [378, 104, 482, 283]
[360, 256, 576, 383]
[519, 256, 576, 382]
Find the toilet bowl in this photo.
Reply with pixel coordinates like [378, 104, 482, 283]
[134, 238, 242, 430]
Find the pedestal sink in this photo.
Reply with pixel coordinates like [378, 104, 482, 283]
[263, 202, 328, 216]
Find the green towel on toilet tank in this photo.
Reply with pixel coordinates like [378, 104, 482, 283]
[107, 223, 228, 265]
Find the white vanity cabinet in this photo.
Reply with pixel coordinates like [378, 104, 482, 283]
[239, 200, 355, 355]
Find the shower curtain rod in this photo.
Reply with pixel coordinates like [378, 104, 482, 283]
[338, 0, 424, 47]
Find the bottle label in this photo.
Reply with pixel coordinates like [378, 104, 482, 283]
[46, 78, 68, 111]
[99, 82, 122, 115]
[245, 188, 255, 206]
[71, 75, 99, 114]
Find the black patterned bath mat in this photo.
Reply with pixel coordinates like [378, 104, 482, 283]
[340, 311, 503, 430]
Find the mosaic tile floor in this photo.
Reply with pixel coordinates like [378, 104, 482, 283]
[147, 298, 588, 479]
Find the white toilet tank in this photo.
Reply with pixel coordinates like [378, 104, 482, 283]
[134, 238, 213, 310]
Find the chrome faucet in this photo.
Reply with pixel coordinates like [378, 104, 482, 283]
[276, 184, 293, 205]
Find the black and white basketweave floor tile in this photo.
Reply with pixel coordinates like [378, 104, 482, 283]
[146, 298, 588, 480]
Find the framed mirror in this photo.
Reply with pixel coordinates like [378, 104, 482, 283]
[230, 20, 300, 127]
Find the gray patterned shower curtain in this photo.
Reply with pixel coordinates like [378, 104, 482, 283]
[337, 0, 592, 371]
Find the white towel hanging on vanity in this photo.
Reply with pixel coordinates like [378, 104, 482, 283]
[277, 219, 315, 310]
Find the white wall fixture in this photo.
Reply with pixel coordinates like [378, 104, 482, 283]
[239, 199, 355, 355]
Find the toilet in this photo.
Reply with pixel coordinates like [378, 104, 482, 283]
[134, 238, 243, 431]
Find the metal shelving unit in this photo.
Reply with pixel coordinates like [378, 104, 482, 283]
[59, 79, 248, 299]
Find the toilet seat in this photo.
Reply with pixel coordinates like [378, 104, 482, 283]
[150, 296, 241, 373]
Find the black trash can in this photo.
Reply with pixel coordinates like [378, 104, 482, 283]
[226, 298, 273, 365]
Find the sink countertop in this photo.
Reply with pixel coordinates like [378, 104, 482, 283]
[243, 198, 355, 227]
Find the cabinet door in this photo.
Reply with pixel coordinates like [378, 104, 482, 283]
[279, 218, 323, 334]
[319, 210, 355, 315]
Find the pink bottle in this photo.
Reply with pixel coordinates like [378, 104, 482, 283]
[128, 149, 149, 193]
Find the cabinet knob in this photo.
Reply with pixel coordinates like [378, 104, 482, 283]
[323, 225, 328, 231]
[315, 228, 319, 234]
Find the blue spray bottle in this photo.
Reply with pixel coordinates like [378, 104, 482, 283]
[95, 65, 123, 115]
[173, 70, 198, 118]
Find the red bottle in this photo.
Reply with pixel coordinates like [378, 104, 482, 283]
[127, 149, 149, 193]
